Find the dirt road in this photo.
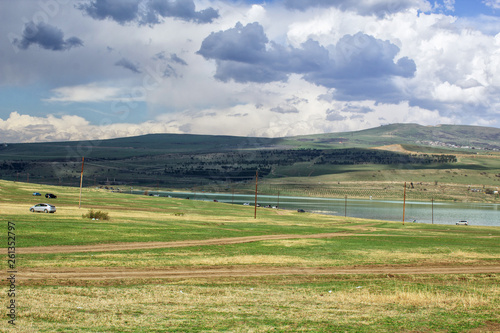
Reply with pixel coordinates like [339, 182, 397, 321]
[19, 232, 361, 254]
[17, 232, 500, 281]
[18, 265, 500, 281]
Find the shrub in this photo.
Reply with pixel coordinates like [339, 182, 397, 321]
[82, 209, 110, 220]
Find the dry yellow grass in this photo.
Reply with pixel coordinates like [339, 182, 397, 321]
[12, 278, 497, 332]
[346, 249, 500, 265]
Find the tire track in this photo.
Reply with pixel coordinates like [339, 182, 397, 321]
[19, 232, 360, 254]
[19, 265, 500, 281]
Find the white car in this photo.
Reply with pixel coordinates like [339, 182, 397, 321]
[30, 203, 56, 213]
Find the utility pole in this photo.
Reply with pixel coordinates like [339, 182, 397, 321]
[345, 195, 347, 217]
[79, 157, 85, 209]
[254, 170, 258, 219]
[431, 198, 434, 224]
[277, 190, 280, 208]
[403, 182, 406, 225]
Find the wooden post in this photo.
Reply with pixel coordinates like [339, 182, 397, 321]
[79, 157, 84, 209]
[403, 182, 406, 225]
[277, 190, 280, 208]
[254, 170, 258, 219]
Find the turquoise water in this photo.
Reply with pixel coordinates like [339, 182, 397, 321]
[141, 191, 499, 227]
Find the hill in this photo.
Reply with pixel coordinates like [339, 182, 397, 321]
[285, 123, 500, 151]
[0, 123, 499, 194]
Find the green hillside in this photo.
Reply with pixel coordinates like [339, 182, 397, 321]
[285, 123, 500, 150]
[1, 124, 499, 199]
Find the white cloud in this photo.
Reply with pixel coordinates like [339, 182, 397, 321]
[483, 0, 500, 9]
[0, 111, 180, 143]
[1, 0, 500, 143]
[45, 83, 138, 103]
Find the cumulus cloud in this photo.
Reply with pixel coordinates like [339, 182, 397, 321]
[170, 53, 188, 66]
[0, 112, 178, 143]
[115, 57, 142, 73]
[270, 105, 299, 114]
[78, 0, 219, 25]
[443, 0, 455, 11]
[326, 110, 346, 122]
[44, 83, 142, 103]
[12, 22, 83, 51]
[483, 0, 500, 9]
[2, 0, 500, 143]
[198, 22, 416, 102]
[342, 104, 374, 114]
[283, 0, 431, 17]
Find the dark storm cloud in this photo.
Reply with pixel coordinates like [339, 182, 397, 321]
[78, 0, 140, 24]
[197, 22, 329, 83]
[78, 0, 219, 25]
[13, 22, 83, 51]
[198, 22, 416, 101]
[148, 0, 219, 23]
[330, 33, 416, 79]
[115, 58, 141, 73]
[283, 0, 422, 17]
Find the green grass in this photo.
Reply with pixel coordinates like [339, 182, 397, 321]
[1, 179, 499, 332]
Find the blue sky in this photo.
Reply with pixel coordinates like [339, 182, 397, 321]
[1, 0, 500, 142]
[454, 0, 499, 16]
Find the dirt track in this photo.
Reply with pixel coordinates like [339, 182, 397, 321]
[19, 232, 361, 254]
[19, 265, 500, 281]
[17, 233, 500, 281]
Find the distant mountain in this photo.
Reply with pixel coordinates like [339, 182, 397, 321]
[1, 123, 499, 187]
[287, 124, 500, 151]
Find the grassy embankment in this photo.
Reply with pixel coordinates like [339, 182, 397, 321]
[1, 180, 499, 332]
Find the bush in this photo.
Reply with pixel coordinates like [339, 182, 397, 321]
[82, 209, 110, 220]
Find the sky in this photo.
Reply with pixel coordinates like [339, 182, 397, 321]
[1, 0, 500, 143]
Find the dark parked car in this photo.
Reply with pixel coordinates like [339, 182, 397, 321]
[297, 209, 305, 213]
[45, 193, 57, 199]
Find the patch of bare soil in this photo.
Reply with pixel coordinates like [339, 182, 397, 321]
[469, 321, 500, 333]
[373, 144, 410, 153]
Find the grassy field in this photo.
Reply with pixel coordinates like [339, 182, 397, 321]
[1, 180, 500, 332]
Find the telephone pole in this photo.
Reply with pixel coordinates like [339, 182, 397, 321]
[402, 182, 407, 225]
[254, 170, 258, 219]
[79, 157, 85, 209]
